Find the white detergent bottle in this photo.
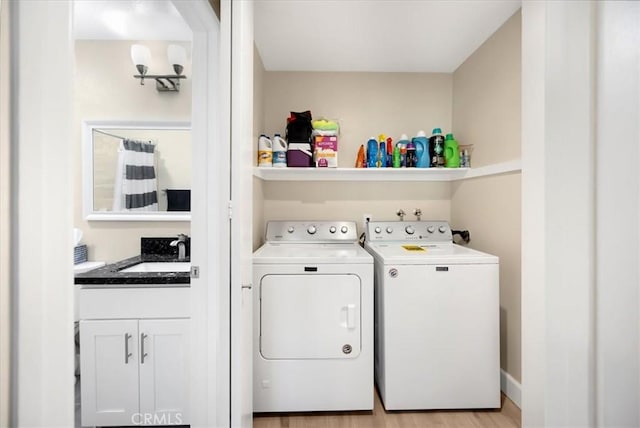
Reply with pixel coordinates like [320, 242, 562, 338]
[272, 134, 288, 168]
[257, 134, 273, 167]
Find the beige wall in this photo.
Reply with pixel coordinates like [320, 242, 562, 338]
[257, 72, 453, 241]
[74, 40, 192, 263]
[0, 1, 11, 424]
[253, 46, 265, 250]
[263, 72, 452, 168]
[452, 11, 522, 382]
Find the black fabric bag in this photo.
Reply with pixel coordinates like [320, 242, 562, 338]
[286, 111, 313, 144]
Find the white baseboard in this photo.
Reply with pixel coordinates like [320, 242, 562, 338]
[500, 369, 522, 409]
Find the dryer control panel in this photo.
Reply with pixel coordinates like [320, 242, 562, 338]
[367, 221, 453, 243]
[266, 221, 358, 242]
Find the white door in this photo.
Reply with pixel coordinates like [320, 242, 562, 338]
[260, 274, 361, 359]
[138, 319, 190, 425]
[80, 319, 139, 427]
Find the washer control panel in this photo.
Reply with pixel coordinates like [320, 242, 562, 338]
[367, 221, 452, 242]
[266, 221, 358, 242]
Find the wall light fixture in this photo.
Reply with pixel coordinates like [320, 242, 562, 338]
[131, 44, 187, 92]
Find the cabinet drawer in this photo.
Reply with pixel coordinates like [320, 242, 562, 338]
[79, 287, 190, 319]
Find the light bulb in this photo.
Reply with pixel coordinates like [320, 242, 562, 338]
[130, 44, 151, 75]
[167, 44, 187, 75]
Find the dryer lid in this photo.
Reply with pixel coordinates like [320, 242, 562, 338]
[253, 242, 373, 264]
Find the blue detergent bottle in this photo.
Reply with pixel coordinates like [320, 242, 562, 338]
[413, 130, 430, 168]
[367, 137, 378, 168]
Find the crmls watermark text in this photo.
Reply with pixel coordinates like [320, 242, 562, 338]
[131, 412, 183, 425]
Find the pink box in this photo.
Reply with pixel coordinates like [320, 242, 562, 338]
[314, 136, 338, 168]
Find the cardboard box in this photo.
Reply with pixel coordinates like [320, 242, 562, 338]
[314, 136, 338, 168]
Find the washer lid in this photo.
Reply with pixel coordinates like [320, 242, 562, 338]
[253, 242, 373, 264]
[365, 242, 498, 265]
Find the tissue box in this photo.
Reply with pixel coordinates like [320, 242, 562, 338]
[314, 136, 338, 168]
[287, 142, 314, 167]
[74, 245, 88, 265]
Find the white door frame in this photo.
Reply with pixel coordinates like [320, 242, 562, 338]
[10, 0, 228, 426]
[10, 1, 75, 425]
[229, 0, 254, 426]
[172, 1, 230, 426]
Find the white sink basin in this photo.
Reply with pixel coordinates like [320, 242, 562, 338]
[120, 262, 191, 273]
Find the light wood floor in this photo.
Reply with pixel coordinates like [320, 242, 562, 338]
[254, 390, 521, 428]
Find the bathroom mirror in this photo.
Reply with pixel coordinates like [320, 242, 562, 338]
[83, 120, 191, 221]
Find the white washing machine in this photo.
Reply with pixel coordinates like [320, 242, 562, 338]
[253, 221, 374, 412]
[365, 220, 500, 410]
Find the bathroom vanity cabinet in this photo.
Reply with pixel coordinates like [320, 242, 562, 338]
[79, 286, 190, 427]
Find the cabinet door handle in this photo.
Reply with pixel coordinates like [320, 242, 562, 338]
[124, 333, 132, 364]
[140, 333, 148, 364]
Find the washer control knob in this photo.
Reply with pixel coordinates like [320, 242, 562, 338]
[405, 226, 415, 235]
[287, 226, 295, 233]
[374, 227, 382, 234]
[329, 226, 337, 233]
[341, 226, 348, 234]
[386, 227, 393, 234]
[439, 226, 447, 233]
[307, 225, 317, 235]
[427, 226, 435, 234]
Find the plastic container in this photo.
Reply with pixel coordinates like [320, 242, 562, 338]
[444, 133, 461, 168]
[406, 142, 417, 167]
[412, 130, 430, 168]
[257, 134, 272, 167]
[367, 137, 378, 168]
[429, 128, 445, 167]
[287, 143, 313, 167]
[397, 134, 410, 168]
[272, 134, 287, 168]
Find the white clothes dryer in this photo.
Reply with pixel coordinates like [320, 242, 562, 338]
[365, 221, 500, 411]
[253, 221, 374, 412]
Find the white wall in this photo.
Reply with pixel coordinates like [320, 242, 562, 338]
[595, 2, 639, 426]
[451, 11, 522, 385]
[522, 2, 597, 425]
[74, 40, 192, 263]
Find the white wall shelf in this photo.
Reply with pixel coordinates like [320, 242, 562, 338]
[253, 159, 521, 182]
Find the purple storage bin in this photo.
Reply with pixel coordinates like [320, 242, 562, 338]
[287, 143, 313, 167]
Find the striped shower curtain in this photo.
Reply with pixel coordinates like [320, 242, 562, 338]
[112, 139, 159, 211]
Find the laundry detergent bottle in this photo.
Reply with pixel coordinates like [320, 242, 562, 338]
[367, 137, 378, 168]
[444, 133, 461, 168]
[272, 134, 288, 167]
[429, 128, 445, 167]
[257, 134, 273, 167]
[412, 130, 430, 168]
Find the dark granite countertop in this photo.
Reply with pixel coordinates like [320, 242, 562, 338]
[75, 254, 190, 287]
[75, 237, 191, 287]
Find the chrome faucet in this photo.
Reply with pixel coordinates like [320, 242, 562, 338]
[396, 209, 406, 221]
[170, 233, 188, 261]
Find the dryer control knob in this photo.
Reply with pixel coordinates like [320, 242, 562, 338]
[329, 226, 337, 233]
[341, 226, 348, 234]
[287, 226, 295, 233]
[427, 226, 435, 233]
[307, 225, 317, 235]
[405, 226, 415, 235]
[439, 226, 447, 233]
[374, 227, 382, 234]
[386, 227, 393, 234]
